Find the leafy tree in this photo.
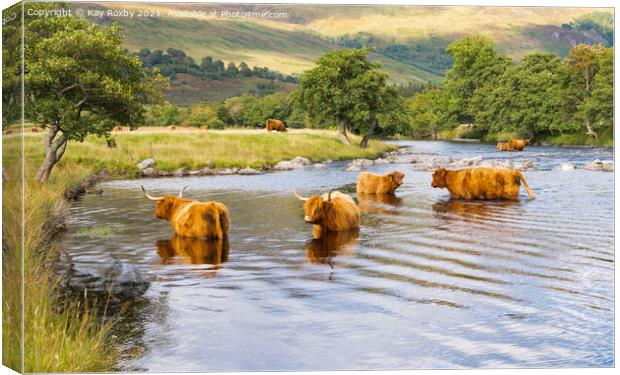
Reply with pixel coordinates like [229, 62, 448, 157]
[476, 53, 565, 139]
[239, 62, 252, 77]
[408, 88, 453, 139]
[226, 62, 239, 77]
[564, 44, 607, 138]
[2, 3, 22, 129]
[578, 47, 613, 136]
[297, 48, 401, 145]
[443, 36, 511, 124]
[24, 13, 166, 181]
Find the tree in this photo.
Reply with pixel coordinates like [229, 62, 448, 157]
[564, 44, 608, 138]
[408, 88, 453, 139]
[226, 62, 239, 77]
[297, 48, 400, 145]
[2, 3, 22, 128]
[476, 53, 565, 139]
[24, 14, 166, 181]
[443, 36, 511, 124]
[239, 62, 252, 77]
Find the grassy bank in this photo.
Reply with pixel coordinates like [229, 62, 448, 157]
[3, 137, 114, 372]
[24, 129, 395, 177]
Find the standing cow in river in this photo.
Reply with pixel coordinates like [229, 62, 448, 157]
[293, 190, 360, 238]
[509, 139, 529, 151]
[431, 167, 536, 200]
[141, 186, 230, 238]
[266, 119, 287, 132]
[356, 171, 405, 194]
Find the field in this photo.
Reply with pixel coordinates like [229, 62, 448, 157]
[20, 128, 395, 177]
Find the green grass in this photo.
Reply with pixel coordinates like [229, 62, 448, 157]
[24, 129, 395, 177]
[3, 136, 115, 372]
[538, 129, 614, 146]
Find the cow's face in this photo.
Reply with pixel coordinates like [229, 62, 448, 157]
[303, 196, 326, 224]
[389, 171, 405, 188]
[431, 168, 447, 188]
[524, 139, 530, 145]
[154, 196, 176, 220]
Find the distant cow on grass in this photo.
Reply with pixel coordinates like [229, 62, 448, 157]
[113, 126, 123, 132]
[141, 185, 230, 238]
[293, 190, 360, 237]
[31, 127, 40, 133]
[431, 167, 536, 200]
[4, 129, 12, 135]
[356, 171, 404, 194]
[266, 119, 287, 132]
[168, 125, 176, 131]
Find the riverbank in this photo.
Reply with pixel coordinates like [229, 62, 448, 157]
[22, 129, 395, 178]
[2, 143, 115, 371]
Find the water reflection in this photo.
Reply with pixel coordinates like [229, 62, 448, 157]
[356, 192, 403, 215]
[156, 235, 230, 266]
[305, 229, 359, 265]
[432, 199, 521, 222]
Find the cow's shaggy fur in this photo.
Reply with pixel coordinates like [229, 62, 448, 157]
[356, 171, 404, 194]
[266, 119, 287, 132]
[431, 167, 536, 200]
[149, 195, 230, 238]
[295, 190, 360, 237]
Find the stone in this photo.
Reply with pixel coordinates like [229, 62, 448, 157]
[217, 168, 238, 175]
[199, 167, 216, 175]
[273, 156, 312, 170]
[136, 158, 156, 170]
[172, 168, 188, 177]
[374, 158, 389, 164]
[349, 158, 374, 168]
[346, 165, 361, 172]
[142, 167, 158, 177]
[313, 163, 326, 169]
[452, 156, 483, 166]
[238, 167, 263, 175]
[585, 159, 614, 172]
[557, 163, 576, 171]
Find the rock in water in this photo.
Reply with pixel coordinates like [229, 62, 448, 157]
[137, 158, 156, 170]
[238, 167, 263, 175]
[349, 159, 374, 168]
[585, 159, 614, 172]
[557, 162, 576, 171]
[346, 165, 361, 172]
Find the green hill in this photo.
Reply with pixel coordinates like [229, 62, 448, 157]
[81, 3, 611, 91]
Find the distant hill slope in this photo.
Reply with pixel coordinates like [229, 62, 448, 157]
[83, 3, 611, 83]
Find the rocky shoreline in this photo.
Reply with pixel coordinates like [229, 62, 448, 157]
[134, 146, 614, 178]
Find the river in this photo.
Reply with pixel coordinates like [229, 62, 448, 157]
[60, 140, 614, 370]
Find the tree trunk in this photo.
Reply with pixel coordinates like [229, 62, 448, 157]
[35, 126, 68, 182]
[360, 117, 377, 148]
[337, 120, 352, 145]
[585, 118, 598, 139]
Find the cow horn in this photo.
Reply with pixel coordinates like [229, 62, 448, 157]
[327, 190, 334, 202]
[141, 185, 163, 201]
[293, 190, 309, 201]
[178, 185, 188, 197]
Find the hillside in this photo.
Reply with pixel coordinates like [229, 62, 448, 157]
[82, 3, 611, 87]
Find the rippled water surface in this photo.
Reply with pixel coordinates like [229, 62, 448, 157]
[62, 141, 614, 370]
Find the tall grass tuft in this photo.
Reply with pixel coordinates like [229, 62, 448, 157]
[3, 134, 116, 372]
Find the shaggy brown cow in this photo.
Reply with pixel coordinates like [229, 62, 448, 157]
[305, 229, 359, 265]
[496, 141, 511, 151]
[431, 167, 536, 200]
[356, 171, 404, 194]
[266, 119, 287, 132]
[168, 125, 176, 131]
[4, 129, 12, 135]
[293, 190, 360, 237]
[508, 139, 529, 151]
[141, 185, 230, 238]
[156, 235, 230, 265]
[31, 127, 40, 133]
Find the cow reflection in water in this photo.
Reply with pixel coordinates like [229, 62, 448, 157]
[305, 229, 359, 266]
[432, 199, 521, 223]
[156, 235, 230, 266]
[356, 192, 403, 215]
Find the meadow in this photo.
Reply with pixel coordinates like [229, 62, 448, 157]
[22, 128, 394, 177]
